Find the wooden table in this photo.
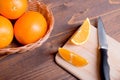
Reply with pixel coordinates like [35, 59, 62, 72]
[0, 0, 120, 80]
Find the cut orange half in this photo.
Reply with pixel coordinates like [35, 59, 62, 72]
[58, 48, 88, 67]
[70, 18, 91, 45]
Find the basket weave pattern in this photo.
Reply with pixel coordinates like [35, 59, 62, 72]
[0, 0, 54, 54]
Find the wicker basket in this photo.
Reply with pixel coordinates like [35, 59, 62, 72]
[0, 0, 54, 54]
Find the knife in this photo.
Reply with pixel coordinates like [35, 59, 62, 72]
[98, 17, 110, 80]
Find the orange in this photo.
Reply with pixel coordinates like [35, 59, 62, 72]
[70, 18, 91, 45]
[0, 0, 28, 19]
[14, 11, 47, 45]
[58, 48, 88, 67]
[0, 16, 13, 48]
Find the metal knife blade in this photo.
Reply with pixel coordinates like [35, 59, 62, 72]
[98, 17, 108, 49]
[98, 17, 110, 80]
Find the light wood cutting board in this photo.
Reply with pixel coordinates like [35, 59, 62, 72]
[55, 25, 120, 80]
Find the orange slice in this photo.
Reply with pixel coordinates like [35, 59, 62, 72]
[70, 18, 91, 45]
[58, 48, 88, 67]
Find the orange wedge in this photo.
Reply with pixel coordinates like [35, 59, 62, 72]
[58, 48, 88, 67]
[70, 18, 91, 45]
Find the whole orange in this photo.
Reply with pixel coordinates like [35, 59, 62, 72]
[0, 16, 13, 48]
[14, 11, 47, 45]
[0, 0, 28, 19]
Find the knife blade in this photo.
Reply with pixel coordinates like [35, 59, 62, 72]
[98, 17, 110, 80]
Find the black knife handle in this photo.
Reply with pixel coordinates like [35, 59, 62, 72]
[100, 48, 110, 80]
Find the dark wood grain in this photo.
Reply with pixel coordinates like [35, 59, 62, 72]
[101, 10, 120, 42]
[0, 0, 120, 80]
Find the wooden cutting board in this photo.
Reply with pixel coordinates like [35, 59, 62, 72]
[55, 25, 120, 80]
